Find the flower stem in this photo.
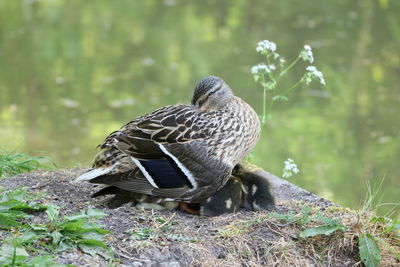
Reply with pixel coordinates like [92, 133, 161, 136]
[266, 56, 276, 81]
[262, 85, 267, 124]
[281, 79, 302, 96]
[279, 55, 301, 80]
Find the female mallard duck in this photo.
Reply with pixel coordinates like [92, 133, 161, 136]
[75, 76, 260, 204]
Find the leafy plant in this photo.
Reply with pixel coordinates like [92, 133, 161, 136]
[0, 239, 72, 267]
[28, 204, 112, 258]
[0, 148, 51, 178]
[0, 188, 46, 229]
[299, 224, 346, 238]
[293, 181, 400, 267]
[130, 215, 196, 244]
[299, 214, 348, 238]
[359, 233, 381, 267]
[131, 226, 156, 240]
[268, 205, 348, 237]
[354, 180, 400, 267]
[269, 205, 314, 226]
[0, 189, 113, 265]
[217, 220, 253, 238]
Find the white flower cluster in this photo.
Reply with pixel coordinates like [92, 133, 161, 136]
[300, 45, 314, 63]
[306, 66, 325, 85]
[282, 158, 299, 178]
[256, 40, 277, 53]
[251, 63, 275, 74]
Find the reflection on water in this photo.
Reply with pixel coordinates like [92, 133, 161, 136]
[1, 0, 399, 215]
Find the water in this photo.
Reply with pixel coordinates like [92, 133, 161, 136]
[1, 0, 399, 215]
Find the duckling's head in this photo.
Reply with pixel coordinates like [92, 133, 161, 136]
[192, 76, 234, 111]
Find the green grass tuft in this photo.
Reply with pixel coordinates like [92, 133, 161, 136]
[0, 148, 51, 178]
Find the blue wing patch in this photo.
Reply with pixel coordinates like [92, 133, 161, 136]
[140, 157, 193, 188]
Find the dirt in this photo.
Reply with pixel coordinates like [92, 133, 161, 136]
[0, 169, 360, 267]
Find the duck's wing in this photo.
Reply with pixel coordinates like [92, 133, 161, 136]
[76, 104, 232, 202]
[114, 105, 232, 196]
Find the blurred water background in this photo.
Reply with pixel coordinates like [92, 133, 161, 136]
[0, 0, 399, 215]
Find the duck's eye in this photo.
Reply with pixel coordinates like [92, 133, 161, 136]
[207, 90, 217, 97]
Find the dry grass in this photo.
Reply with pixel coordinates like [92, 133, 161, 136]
[177, 202, 400, 267]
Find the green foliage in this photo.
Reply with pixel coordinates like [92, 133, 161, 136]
[269, 205, 314, 226]
[0, 188, 113, 266]
[299, 213, 348, 237]
[29, 204, 112, 258]
[300, 224, 347, 238]
[0, 188, 46, 229]
[268, 202, 397, 265]
[0, 240, 72, 267]
[359, 233, 381, 267]
[130, 216, 197, 244]
[268, 205, 348, 238]
[0, 149, 50, 179]
[371, 216, 400, 235]
[217, 219, 254, 238]
[355, 179, 400, 266]
[131, 226, 156, 240]
[292, 181, 399, 266]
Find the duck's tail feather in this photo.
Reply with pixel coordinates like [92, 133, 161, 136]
[74, 166, 114, 182]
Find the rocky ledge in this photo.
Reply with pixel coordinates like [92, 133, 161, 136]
[1, 169, 363, 267]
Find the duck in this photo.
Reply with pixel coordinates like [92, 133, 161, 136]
[75, 76, 260, 205]
[233, 162, 275, 211]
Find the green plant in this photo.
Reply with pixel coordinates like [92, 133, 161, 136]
[130, 215, 197, 244]
[217, 220, 253, 238]
[287, 181, 400, 267]
[28, 204, 112, 258]
[251, 40, 325, 178]
[0, 238, 73, 267]
[354, 180, 400, 267]
[0, 188, 46, 229]
[268, 205, 348, 236]
[299, 213, 348, 238]
[0, 188, 113, 265]
[359, 233, 381, 267]
[0, 148, 50, 178]
[268, 205, 314, 226]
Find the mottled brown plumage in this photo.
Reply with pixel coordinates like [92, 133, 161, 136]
[75, 76, 260, 203]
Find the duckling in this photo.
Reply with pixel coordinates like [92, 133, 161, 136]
[199, 176, 243, 216]
[234, 162, 275, 211]
[75, 76, 260, 205]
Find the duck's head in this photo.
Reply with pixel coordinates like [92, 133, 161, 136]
[192, 76, 234, 111]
